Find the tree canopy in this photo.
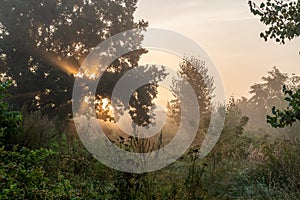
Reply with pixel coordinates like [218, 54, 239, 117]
[249, 0, 300, 44]
[0, 0, 150, 118]
[249, 0, 300, 128]
[169, 57, 214, 124]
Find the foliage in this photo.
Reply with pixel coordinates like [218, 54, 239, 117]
[14, 109, 61, 149]
[249, 0, 300, 130]
[223, 98, 249, 138]
[1, 81, 299, 199]
[228, 139, 300, 199]
[249, 0, 300, 44]
[0, 0, 147, 116]
[0, 80, 22, 146]
[0, 146, 55, 200]
[183, 150, 208, 200]
[267, 86, 300, 128]
[169, 57, 214, 123]
[43, 137, 114, 199]
[238, 67, 300, 137]
[127, 65, 168, 127]
[246, 67, 288, 119]
[168, 57, 214, 147]
[210, 98, 249, 161]
[113, 172, 155, 200]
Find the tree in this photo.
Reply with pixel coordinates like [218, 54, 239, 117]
[210, 97, 249, 161]
[127, 65, 168, 127]
[238, 67, 300, 137]
[0, 0, 148, 117]
[249, 0, 300, 44]
[247, 67, 288, 122]
[249, 0, 300, 128]
[0, 80, 22, 146]
[267, 86, 300, 127]
[168, 57, 214, 146]
[169, 57, 214, 122]
[238, 67, 289, 130]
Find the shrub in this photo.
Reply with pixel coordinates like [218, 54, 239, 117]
[0, 80, 22, 146]
[0, 146, 55, 199]
[228, 139, 300, 199]
[16, 109, 60, 149]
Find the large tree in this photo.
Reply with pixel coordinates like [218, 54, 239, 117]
[240, 67, 288, 127]
[238, 67, 300, 137]
[0, 0, 149, 117]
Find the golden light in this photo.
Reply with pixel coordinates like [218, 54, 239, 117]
[35, 49, 79, 75]
[73, 70, 99, 80]
[89, 73, 96, 80]
[94, 96, 115, 121]
[74, 72, 84, 78]
[97, 97, 114, 111]
[84, 95, 92, 104]
[102, 98, 109, 109]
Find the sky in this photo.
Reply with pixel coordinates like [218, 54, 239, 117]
[134, 0, 300, 100]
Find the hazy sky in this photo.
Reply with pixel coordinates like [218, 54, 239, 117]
[134, 0, 300, 99]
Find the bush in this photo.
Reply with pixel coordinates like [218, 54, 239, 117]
[0, 80, 22, 146]
[228, 139, 300, 199]
[0, 146, 55, 199]
[16, 109, 60, 149]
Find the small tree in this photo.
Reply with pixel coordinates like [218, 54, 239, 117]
[169, 57, 215, 147]
[169, 57, 214, 125]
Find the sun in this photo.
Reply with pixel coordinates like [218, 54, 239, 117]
[94, 96, 114, 121]
[101, 98, 109, 110]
